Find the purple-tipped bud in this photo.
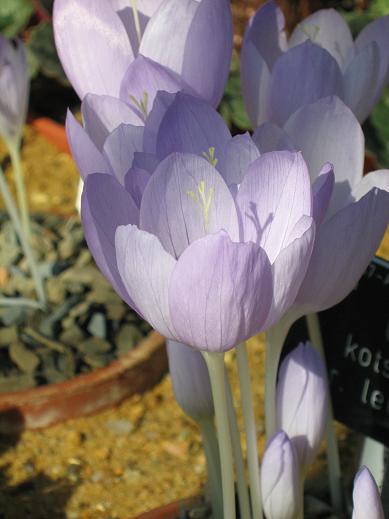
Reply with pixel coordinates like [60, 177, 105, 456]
[261, 430, 302, 519]
[352, 466, 384, 519]
[276, 342, 328, 470]
[167, 340, 214, 422]
[0, 36, 29, 145]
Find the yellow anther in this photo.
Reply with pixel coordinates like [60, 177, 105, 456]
[202, 147, 218, 167]
[186, 181, 215, 232]
[301, 24, 320, 41]
[129, 91, 149, 119]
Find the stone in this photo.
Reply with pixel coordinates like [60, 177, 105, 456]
[75, 248, 92, 268]
[83, 352, 111, 369]
[60, 326, 84, 345]
[45, 277, 66, 305]
[115, 324, 143, 357]
[0, 373, 36, 393]
[106, 303, 126, 321]
[9, 342, 40, 373]
[39, 294, 81, 337]
[87, 313, 107, 339]
[0, 306, 25, 326]
[57, 350, 76, 378]
[0, 326, 17, 347]
[77, 337, 111, 355]
[59, 235, 77, 260]
[105, 419, 134, 435]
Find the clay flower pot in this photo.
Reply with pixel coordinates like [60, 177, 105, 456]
[0, 331, 167, 434]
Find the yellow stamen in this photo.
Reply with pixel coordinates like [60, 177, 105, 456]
[187, 181, 215, 232]
[202, 147, 218, 167]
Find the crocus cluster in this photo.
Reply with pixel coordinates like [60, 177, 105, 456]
[53, 1, 389, 518]
[241, 1, 389, 127]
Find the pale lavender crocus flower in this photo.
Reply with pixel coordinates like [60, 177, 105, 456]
[254, 96, 389, 318]
[81, 132, 316, 351]
[0, 36, 29, 147]
[241, 0, 389, 126]
[276, 342, 328, 471]
[261, 430, 302, 519]
[352, 466, 384, 519]
[53, 0, 232, 110]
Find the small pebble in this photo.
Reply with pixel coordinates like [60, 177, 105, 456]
[9, 341, 40, 373]
[87, 312, 107, 339]
[105, 419, 134, 436]
[0, 326, 18, 347]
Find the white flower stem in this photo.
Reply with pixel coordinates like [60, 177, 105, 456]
[8, 141, 31, 242]
[202, 352, 236, 519]
[264, 315, 293, 438]
[200, 417, 223, 519]
[0, 167, 46, 305]
[131, 0, 142, 46]
[305, 312, 343, 515]
[236, 342, 263, 519]
[225, 371, 251, 519]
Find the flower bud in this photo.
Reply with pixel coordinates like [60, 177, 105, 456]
[276, 341, 328, 469]
[261, 430, 302, 519]
[352, 466, 384, 519]
[167, 340, 214, 421]
[0, 36, 29, 145]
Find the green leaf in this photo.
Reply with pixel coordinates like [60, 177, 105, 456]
[26, 22, 68, 84]
[0, 0, 33, 38]
[364, 86, 389, 168]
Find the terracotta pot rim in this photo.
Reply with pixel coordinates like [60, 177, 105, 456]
[0, 331, 164, 405]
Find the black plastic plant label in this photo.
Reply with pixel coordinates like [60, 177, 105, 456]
[284, 256, 389, 445]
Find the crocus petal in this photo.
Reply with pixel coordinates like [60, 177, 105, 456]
[253, 122, 295, 154]
[142, 90, 176, 154]
[276, 342, 328, 469]
[263, 216, 315, 330]
[66, 110, 112, 180]
[295, 188, 389, 313]
[236, 151, 312, 262]
[102, 124, 144, 184]
[154, 93, 232, 164]
[132, 152, 159, 173]
[240, 41, 271, 127]
[243, 0, 287, 69]
[261, 431, 301, 519]
[81, 173, 139, 309]
[352, 467, 384, 519]
[180, 0, 233, 107]
[289, 9, 354, 69]
[139, 0, 198, 78]
[115, 225, 177, 339]
[140, 153, 239, 258]
[82, 94, 142, 150]
[218, 133, 260, 186]
[120, 55, 187, 121]
[140, 0, 232, 107]
[124, 167, 151, 208]
[284, 96, 364, 217]
[356, 15, 389, 87]
[110, 0, 164, 55]
[348, 170, 389, 202]
[53, 0, 133, 99]
[312, 163, 335, 226]
[343, 42, 380, 123]
[167, 340, 214, 421]
[269, 41, 343, 125]
[169, 231, 273, 352]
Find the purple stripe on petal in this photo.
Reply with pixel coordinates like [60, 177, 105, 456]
[124, 167, 151, 208]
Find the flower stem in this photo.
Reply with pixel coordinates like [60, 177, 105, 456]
[236, 342, 263, 519]
[8, 141, 31, 242]
[0, 167, 46, 305]
[265, 315, 293, 438]
[202, 352, 236, 519]
[200, 417, 223, 519]
[305, 313, 343, 515]
[225, 372, 251, 519]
